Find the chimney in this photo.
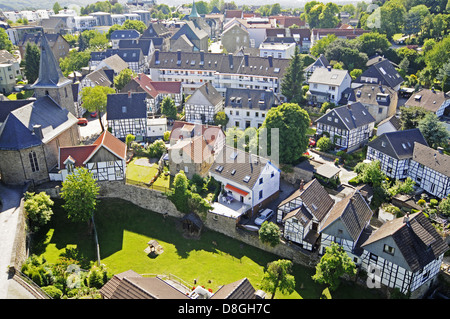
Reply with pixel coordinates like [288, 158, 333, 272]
[177, 49, 181, 62]
[228, 53, 233, 68]
[128, 91, 132, 98]
[403, 213, 410, 225]
[327, 65, 331, 71]
[33, 125, 43, 140]
[299, 179, 304, 191]
[268, 55, 273, 67]
[200, 50, 204, 64]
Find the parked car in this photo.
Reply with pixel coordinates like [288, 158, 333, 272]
[309, 138, 316, 147]
[254, 209, 274, 226]
[90, 111, 98, 118]
[77, 118, 88, 126]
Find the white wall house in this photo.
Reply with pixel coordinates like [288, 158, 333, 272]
[185, 82, 224, 124]
[307, 67, 351, 105]
[259, 42, 296, 59]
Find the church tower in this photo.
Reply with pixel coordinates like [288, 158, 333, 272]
[31, 34, 77, 117]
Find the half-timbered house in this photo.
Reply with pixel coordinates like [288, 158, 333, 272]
[278, 179, 335, 251]
[49, 130, 127, 182]
[366, 129, 428, 180]
[359, 212, 448, 297]
[315, 102, 375, 152]
[106, 92, 148, 141]
[319, 190, 373, 264]
[184, 82, 224, 124]
[408, 142, 450, 199]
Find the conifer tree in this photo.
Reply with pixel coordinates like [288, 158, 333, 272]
[281, 46, 304, 104]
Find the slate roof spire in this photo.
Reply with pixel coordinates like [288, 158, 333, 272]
[190, 0, 200, 18]
[31, 33, 72, 89]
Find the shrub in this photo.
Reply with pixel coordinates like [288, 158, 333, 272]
[417, 199, 426, 207]
[429, 199, 438, 208]
[42, 285, 63, 299]
[317, 136, 332, 152]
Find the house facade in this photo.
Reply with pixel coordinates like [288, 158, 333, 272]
[221, 23, 250, 54]
[111, 30, 141, 49]
[408, 142, 450, 199]
[315, 102, 375, 152]
[306, 67, 351, 105]
[184, 82, 223, 124]
[404, 88, 450, 118]
[278, 179, 335, 251]
[0, 50, 21, 94]
[354, 58, 404, 92]
[49, 130, 126, 182]
[224, 88, 279, 129]
[366, 129, 428, 180]
[106, 92, 148, 140]
[209, 145, 280, 216]
[359, 212, 448, 297]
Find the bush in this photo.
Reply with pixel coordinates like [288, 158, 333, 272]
[417, 199, 426, 207]
[317, 136, 332, 152]
[429, 199, 438, 208]
[42, 285, 63, 299]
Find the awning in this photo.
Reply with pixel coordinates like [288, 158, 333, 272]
[225, 184, 249, 196]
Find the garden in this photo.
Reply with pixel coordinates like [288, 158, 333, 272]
[26, 196, 384, 299]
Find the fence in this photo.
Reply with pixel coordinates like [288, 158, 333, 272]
[125, 178, 171, 193]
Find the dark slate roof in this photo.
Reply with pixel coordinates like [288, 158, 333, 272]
[412, 142, 450, 176]
[110, 29, 140, 40]
[321, 190, 373, 242]
[31, 34, 72, 89]
[368, 128, 428, 160]
[106, 92, 147, 120]
[225, 88, 278, 111]
[194, 82, 223, 106]
[91, 48, 144, 63]
[315, 102, 375, 131]
[340, 83, 395, 106]
[150, 51, 290, 78]
[19, 32, 64, 48]
[118, 39, 153, 56]
[0, 96, 76, 150]
[0, 99, 32, 123]
[171, 21, 208, 43]
[141, 23, 171, 39]
[356, 59, 404, 89]
[362, 212, 449, 272]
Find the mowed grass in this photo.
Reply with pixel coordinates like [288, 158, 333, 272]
[31, 198, 383, 299]
[126, 157, 171, 189]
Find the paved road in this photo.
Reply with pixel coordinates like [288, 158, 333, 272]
[0, 183, 35, 299]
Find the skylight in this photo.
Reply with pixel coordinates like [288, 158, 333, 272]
[243, 175, 251, 183]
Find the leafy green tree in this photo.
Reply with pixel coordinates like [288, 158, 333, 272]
[59, 50, 91, 77]
[316, 136, 332, 152]
[258, 221, 281, 247]
[404, 4, 430, 36]
[324, 38, 368, 71]
[312, 242, 356, 291]
[213, 111, 229, 128]
[310, 34, 337, 57]
[81, 86, 115, 132]
[114, 68, 136, 91]
[24, 42, 40, 84]
[260, 103, 310, 164]
[350, 69, 362, 80]
[437, 59, 450, 92]
[418, 112, 450, 148]
[122, 19, 147, 34]
[168, 170, 190, 213]
[61, 167, 100, 224]
[353, 160, 386, 188]
[387, 177, 415, 197]
[424, 35, 450, 78]
[399, 105, 429, 129]
[0, 28, 13, 53]
[261, 259, 296, 299]
[379, 0, 406, 39]
[439, 195, 450, 217]
[24, 191, 54, 232]
[281, 46, 305, 103]
[301, 1, 339, 29]
[161, 96, 177, 119]
[53, 2, 62, 14]
[355, 32, 391, 57]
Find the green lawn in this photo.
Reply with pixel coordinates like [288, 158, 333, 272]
[31, 198, 384, 299]
[126, 157, 171, 189]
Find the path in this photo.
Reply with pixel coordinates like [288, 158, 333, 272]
[0, 183, 35, 299]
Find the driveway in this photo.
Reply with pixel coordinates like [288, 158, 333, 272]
[78, 113, 106, 141]
[308, 150, 357, 184]
[0, 183, 35, 299]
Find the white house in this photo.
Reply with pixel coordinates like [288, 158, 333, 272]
[185, 82, 224, 124]
[49, 130, 127, 182]
[307, 66, 351, 105]
[376, 115, 402, 136]
[259, 41, 296, 59]
[209, 145, 280, 217]
[147, 117, 167, 140]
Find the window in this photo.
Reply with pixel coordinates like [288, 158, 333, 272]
[29, 151, 39, 172]
[369, 253, 378, 262]
[259, 177, 263, 184]
[430, 183, 435, 193]
[259, 189, 263, 199]
[383, 244, 395, 255]
[271, 171, 274, 178]
[122, 106, 127, 113]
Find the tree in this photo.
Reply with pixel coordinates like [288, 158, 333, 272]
[261, 259, 296, 299]
[399, 105, 429, 129]
[418, 112, 450, 148]
[213, 111, 229, 127]
[310, 34, 337, 57]
[24, 192, 54, 232]
[439, 195, 450, 217]
[53, 2, 62, 14]
[122, 20, 147, 34]
[404, 4, 430, 36]
[168, 170, 190, 213]
[324, 38, 368, 71]
[281, 46, 305, 103]
[258, 221, 281, 247]
[387, 177, 415, 197]
[316, 136, 332, 152]
[114, 68, 136, 91]
[355, 32, 391, 57]
[301, 1, 339, 29]
[260, 103, 310, 164]
[350, 69, 362, 80]
[24, 42, 40, 84]
[0, 28, 13, 53]
[59, 50, 91, 77]
[80, 86, 115, 132]
[424, 33, 450, 78]
[437, 59, 450, 92]
[354, 160, 386, 188]
[379, 0, 406, 39]
[312, 242, 356, 291]
[61, 167, 100, 225]
[161, 96, 177, 119]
